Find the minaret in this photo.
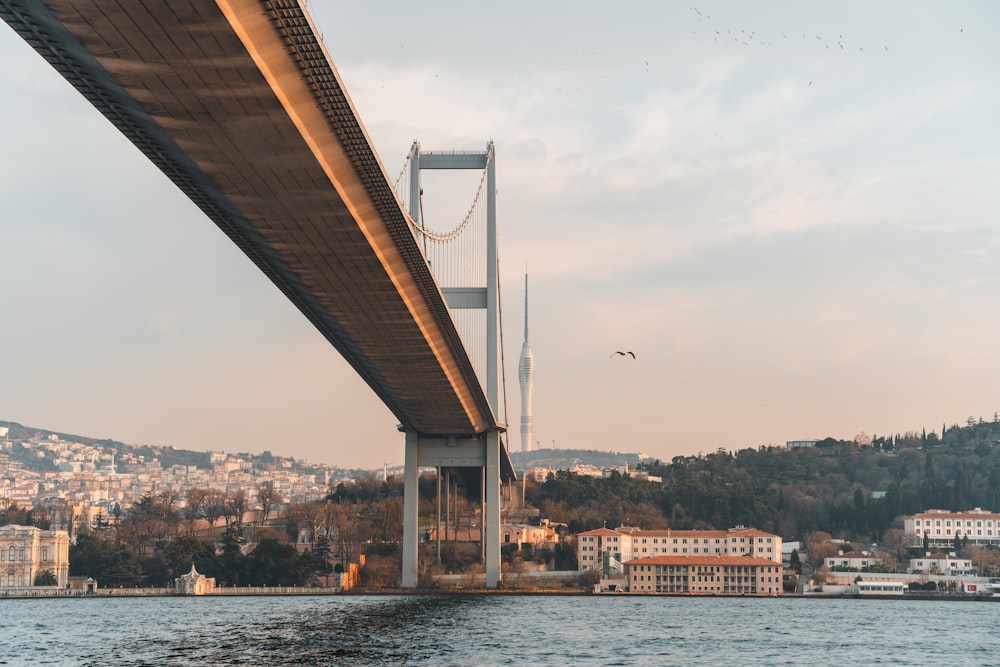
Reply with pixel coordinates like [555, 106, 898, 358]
[518, 271, 535, 453]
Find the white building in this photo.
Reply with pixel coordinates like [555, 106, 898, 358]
[0, 524, 70, 588]
[175, 563, 215, 595]
[909, 552, 975, 575]
[578, 526, 782, 574]
[824, 551, 878, 571]
[904, 508, 1000, 548]
[786, 440, 818, 449]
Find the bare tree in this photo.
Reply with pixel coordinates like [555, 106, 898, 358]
[256, 481, 281, 525]
[284, 500, 327, 549]
[184, 488, 208, 532]
[202, 489, 226, 529]
[225, 489, 249, 530]
[805, 531, 839, 574]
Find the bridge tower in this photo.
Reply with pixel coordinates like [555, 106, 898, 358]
[519, 272, 535, 453]
[397, 141, 508, 588]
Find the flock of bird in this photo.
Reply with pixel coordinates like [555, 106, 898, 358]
[687, 5, 891, 55]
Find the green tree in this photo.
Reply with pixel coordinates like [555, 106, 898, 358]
[216, 529, 248, 586]
[33, 569, 58, 586]
[247, 538, 303, 586]
[790, 549, 802, 574]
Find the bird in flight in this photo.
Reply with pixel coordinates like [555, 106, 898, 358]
[610, 351, 636, 359]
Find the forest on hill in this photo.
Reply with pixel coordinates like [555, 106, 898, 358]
[526, 417, 1000, 545]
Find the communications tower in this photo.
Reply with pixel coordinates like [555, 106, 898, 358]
[518, 272, 535, 452]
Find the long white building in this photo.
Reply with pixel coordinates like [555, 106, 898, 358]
[578, 526, 782, 574]
[904, 508, 1000, 548]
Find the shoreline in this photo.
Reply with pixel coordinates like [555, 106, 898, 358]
[3, 586, 998, 601]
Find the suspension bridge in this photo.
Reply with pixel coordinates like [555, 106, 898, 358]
[1, 0, 515, 587]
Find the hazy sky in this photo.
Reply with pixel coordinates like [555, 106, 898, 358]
[1, 2, 998, 469]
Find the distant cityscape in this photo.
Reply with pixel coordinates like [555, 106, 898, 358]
[0, 421, 357, 524]
[0, 420, 644, 524]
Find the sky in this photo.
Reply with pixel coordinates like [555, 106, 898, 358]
[1, 1, 998, 469]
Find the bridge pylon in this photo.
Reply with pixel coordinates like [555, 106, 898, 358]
[398, 142, 508, 589]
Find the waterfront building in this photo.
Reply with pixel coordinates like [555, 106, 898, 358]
[904, 508, 1000, 548]
[578, 526, 782, 574]
[0, 524, 70, 588]
[624, 555, 783, 595]
[908, 552, 975, 575]
[175, 563, 216, 595]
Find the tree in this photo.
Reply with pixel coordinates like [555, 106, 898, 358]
[184, 488, 209, 531]
[284, 500, 327, 548]
[33, 569, 58, 586]
[246, 538, 304, 586]
[224, 489, 249, 530]
[880, 528, 910, 563]
[202, 489, 226, 529]
[160, 534, 217, 580]
[256, 481, 281, 525]
[805, 532, 839, 573]
[70, 533, 142, 587]
[789, 549, 802, 574]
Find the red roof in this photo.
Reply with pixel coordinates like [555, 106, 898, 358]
[911, 509, 1000, 521]
[578, 528, 623, 537]
[625, 555, 781, 567]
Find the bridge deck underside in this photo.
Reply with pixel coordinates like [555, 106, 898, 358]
[2, 0, 506, 444]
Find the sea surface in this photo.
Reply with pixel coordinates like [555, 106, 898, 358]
[1, 594, 997, 666]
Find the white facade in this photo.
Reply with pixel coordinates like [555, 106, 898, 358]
[786, 440, 818, 449]
[518, 272, 534, 453]
[904, 508, 1000, 547]
[578, 526, 782, 573]
[909, 552, 975, 575]
[824, 551, 878, 571]
[0, 524, 70, 588]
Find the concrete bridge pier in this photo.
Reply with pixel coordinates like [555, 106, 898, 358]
[401, 430, 502, 588]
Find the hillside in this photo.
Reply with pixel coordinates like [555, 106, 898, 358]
[526, 418, 1000, 543]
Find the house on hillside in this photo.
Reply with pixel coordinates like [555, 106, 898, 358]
[824, 551, 877, 571]
[904, 508, 1000, 548]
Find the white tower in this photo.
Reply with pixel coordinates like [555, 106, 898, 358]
[518, 272, 535, 453]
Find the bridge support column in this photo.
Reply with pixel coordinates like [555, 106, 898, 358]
[399, 430, 503, 589]
[401, 431, 420, 588]
[484, 430, 501, 587]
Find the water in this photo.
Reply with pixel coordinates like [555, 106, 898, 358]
[1, 594, 998, 666]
